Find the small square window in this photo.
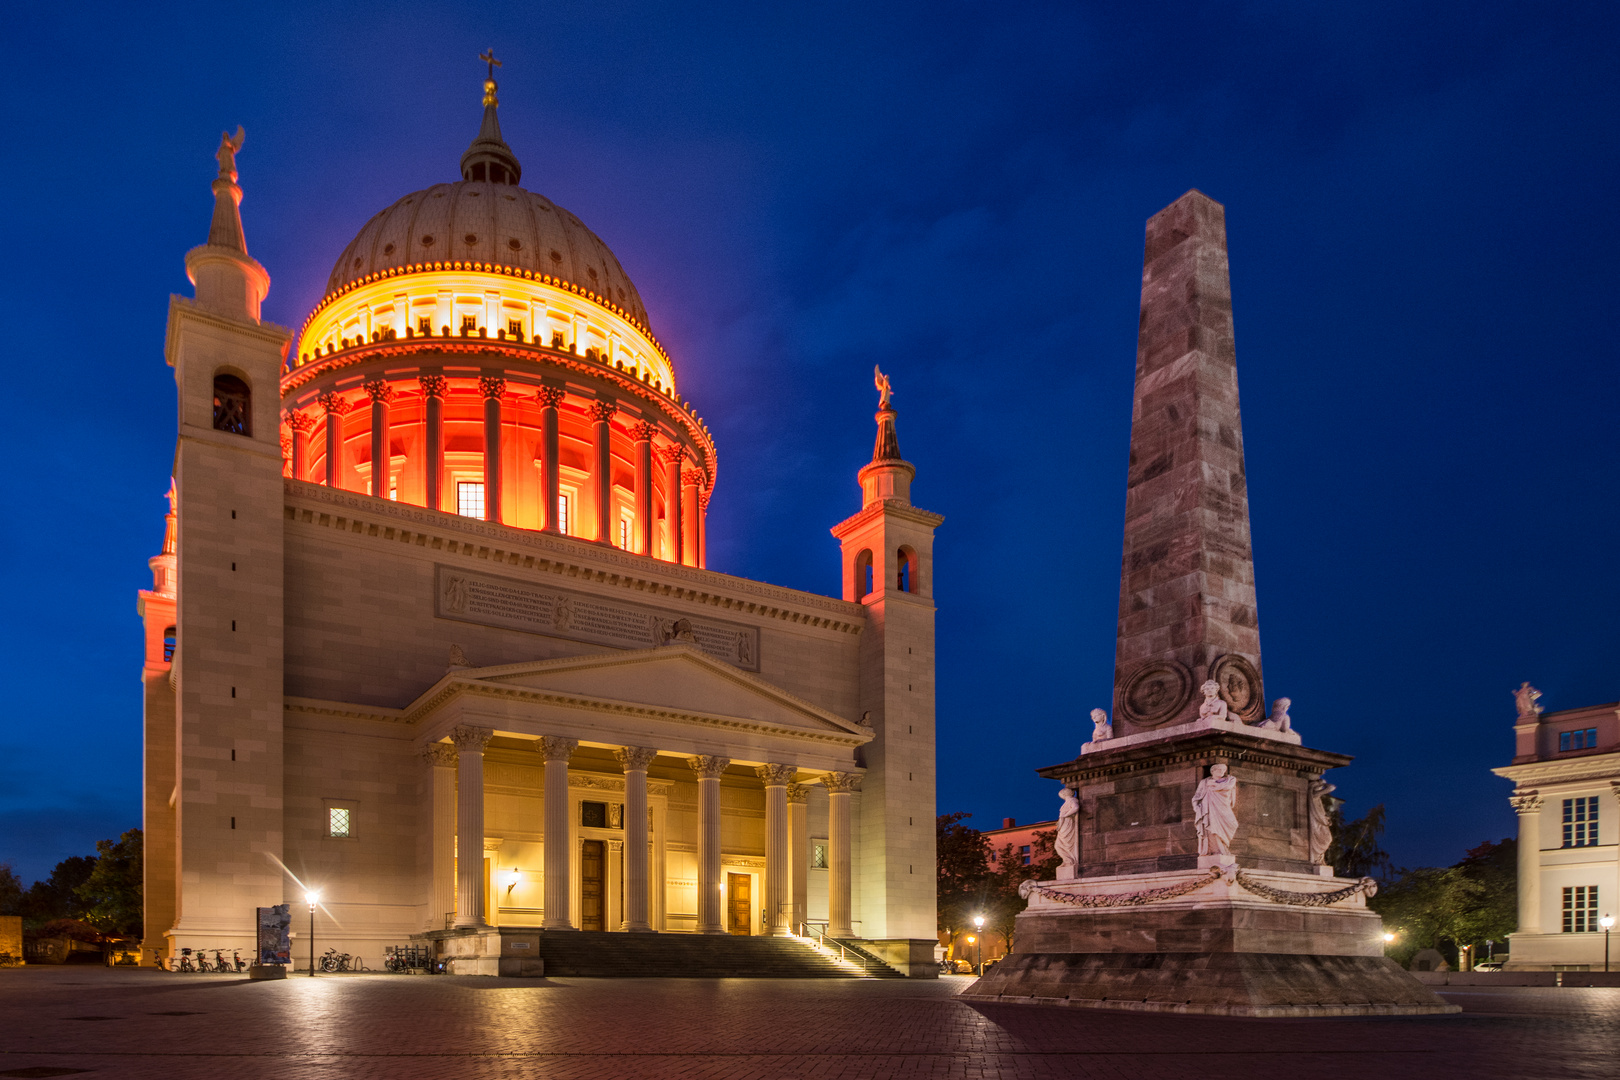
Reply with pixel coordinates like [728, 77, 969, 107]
[580, 801, 607, 829]
[328, 807, 351, 838]
[417, 316, 432, 334]
[811, 841, 829, 869]
[508, 319, 523, 338]
[461, 314, 478, 332]
[458, 481, 485, 518]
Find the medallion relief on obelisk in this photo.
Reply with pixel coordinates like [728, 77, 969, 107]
[1112, 190, 1263, 737]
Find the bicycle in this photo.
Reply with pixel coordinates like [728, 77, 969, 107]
[232, 950, 248, 972]
[319, 948, 353, 973]
[176, 949, 195, 973]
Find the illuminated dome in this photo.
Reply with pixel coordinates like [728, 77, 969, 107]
[324, 182, 651, 331]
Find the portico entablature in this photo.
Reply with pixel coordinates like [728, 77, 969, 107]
[1493, 751, 1620, 791]
[406, 644, 872, 772]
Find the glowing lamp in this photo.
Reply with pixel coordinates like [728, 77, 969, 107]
[1382, 932, 1395, 943]
[1602, 915, 1616, 931]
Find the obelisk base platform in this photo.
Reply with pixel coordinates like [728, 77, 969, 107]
[959, 868, 1457, 1017]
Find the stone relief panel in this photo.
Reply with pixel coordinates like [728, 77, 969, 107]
[435, 564, 761, 671]
[1118, 660, 1194, 726]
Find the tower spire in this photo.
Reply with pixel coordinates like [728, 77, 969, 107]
[461, 50, 522, 185]
[856, 366, 914, 508]
[185, 125, 271, 321]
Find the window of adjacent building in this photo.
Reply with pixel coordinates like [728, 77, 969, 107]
[212, 373, 251, 436]
[580, 801, 608, 829]
[811, 841, 829, 869]
[328, 807, 351, 838]
[1020, 844, 1032, 866]
[1559, 728, 1599, 752]
[557, 494, 571, 535]
[458, 481, 485, 519]
[1563, 885, 1599, 932]
[1562, 797, 1599, 847]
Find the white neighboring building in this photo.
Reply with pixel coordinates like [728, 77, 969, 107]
[1494, 688, 1620, 970]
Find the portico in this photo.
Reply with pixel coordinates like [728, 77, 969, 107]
[409, 644, 868, 957]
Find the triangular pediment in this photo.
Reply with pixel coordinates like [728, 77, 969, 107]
[446, 645, 869, 738]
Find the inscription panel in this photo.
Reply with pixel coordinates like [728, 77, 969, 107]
[436, 565, 760, 671]
[1095, 787, 1184, 832]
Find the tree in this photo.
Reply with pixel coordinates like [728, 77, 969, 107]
[1326, 803, 1393, 880]
[0, 864, 24, 916]
[22, 855, 96, 926]
[76, 829, 143, 939]
[937, 813, 990, 935]
[1370, 837, 1517, 967]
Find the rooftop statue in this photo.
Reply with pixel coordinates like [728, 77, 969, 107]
[874, 365, 893, 410]
[1514, 681, 1544, 719]
[1089, 708, 1112, 743]
[1259, 696, 1292, 733]
[215, 126, 245, 182]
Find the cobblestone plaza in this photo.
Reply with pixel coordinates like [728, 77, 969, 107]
[0, 968, 1612, 1079]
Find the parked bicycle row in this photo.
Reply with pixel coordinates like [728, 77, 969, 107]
[164, 947, 369, 972]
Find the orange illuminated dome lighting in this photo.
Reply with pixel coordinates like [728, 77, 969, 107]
[279, 61, 715, 566]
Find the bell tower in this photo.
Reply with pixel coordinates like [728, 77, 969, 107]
[156, 127, 292, 957]
[831, 368, 943, 965]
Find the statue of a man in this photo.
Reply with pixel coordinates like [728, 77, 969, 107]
[1089, 708, 1112, 743]
[1513, 682, 1543, 719]
[873, 365, 893, 410]
[1055, 785, 1080, 879]
[1307, 777, 1337, 865]
[1192, 763, 1239, 856]
[1197, 679, 1228, 723]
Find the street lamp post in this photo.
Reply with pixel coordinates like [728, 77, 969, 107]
[305, 891, 319, 977]
[973, 915, 985, 977]
[1601, 914, 1614, 973]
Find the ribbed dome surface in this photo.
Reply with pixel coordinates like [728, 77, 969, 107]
[324, 181, 651, 330]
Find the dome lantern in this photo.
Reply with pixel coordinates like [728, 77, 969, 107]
[460, 49, 521, 186]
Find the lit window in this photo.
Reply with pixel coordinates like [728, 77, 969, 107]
[458, 481, 485, 518]
[1563, 885, 1599, 932]
[1563, 797, 1599, 848]
[811, 841, 829, 869]
[389, 477, 398, 501]
[328, 808, 351, 838]
[417, 316, 431, 334]
[461, 314, 477, 333]
[508, 319, 523, 338]
[619, 518, 631, 549]
[1560, 728, 1599, 752]
[557, 494, 571, 535]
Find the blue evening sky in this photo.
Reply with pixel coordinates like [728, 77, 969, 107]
[1, 1, 1616, 881]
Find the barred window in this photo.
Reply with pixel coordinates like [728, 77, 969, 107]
[458, 481, 485, 519]
[811, 841, 829, 870]
[1563, 797, 1599, 848]
[212, 374, 251, 436]
[328, 808, 351, 838]
[1563, 885, 1598, 933]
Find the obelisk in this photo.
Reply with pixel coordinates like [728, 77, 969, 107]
[1113, 190, 1264, 737]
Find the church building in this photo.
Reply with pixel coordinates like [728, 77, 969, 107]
[136, 68, 942, 976]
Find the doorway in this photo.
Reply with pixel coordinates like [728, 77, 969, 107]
[581, 840, 605, 931]
[727, 872, 751, 935]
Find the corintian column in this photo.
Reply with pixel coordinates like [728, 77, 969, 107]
[419, 375, 446, 511]
[480, 376, 505, 523]
[318, 391, 351, 488]
[537, 386, 563, 532]
[538, 736, 578, 929]
[615, 746, 658, 932]
[364, 379, 394, 499]
[688, 755, 730, 933]
[698, 489, 710, 569]
[756, 764, 795, 935]
[450, 725, 494, 928]
[822, 771, 858, 938]
[631, 422, 656, 555]
[423, 743, 458, 931]
[681, 468, 703, 567]
[287, 411, 314, 482]
[787, 782, 809, 935]
[1511, 791, 1544, 936]
[590, 401, 616, 543]
[660, 444, 684, 562]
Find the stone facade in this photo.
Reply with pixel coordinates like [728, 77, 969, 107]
[1493, 693, 1620, 970]
[138, 94, 941, 976]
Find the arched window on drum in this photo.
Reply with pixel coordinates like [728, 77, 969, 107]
[896, 546, 919, 594]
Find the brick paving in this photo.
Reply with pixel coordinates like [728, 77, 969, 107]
[0, 968, 1614, 1079]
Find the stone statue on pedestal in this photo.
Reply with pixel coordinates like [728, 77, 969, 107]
[1055, 786, 1080, 879]
[1192, 763, 1238, 856]
[1308, 777, 1336, 865]
[1197, 680, 1229, 723]
[1260, 696, 1292, 733]
[1089, 708, 1112, 743]
[1514, 682, 1543, 720]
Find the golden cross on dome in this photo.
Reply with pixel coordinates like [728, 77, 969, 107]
[480, 49, 501, 80]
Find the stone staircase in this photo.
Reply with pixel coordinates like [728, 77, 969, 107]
[529, 931, 901, 978]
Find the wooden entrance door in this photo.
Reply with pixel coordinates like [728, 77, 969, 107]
[581, 840, 605, 931]
[727, 872, 751, 935]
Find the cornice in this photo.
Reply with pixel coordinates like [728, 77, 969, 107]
[830, 498, 945, 539]
[165, 294, 291, 368]
[1492, 753, 1620, 787]
[1039, 730, 1352, 783]
[284, 478, 865, 630]
[411, 677, 871, 748]
[284, 695, 409, 725]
